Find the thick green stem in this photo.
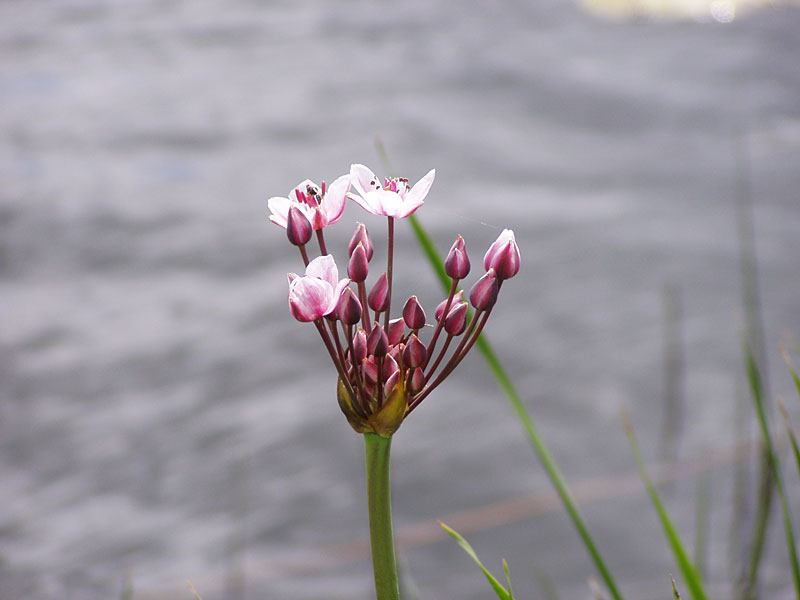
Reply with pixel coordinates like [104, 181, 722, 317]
[364, 433, 400, 600]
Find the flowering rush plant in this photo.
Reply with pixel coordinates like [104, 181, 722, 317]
[267, 163, 520, 599]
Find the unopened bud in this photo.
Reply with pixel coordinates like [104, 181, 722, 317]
[444, 235, 471, 280]
[367, 323, 389, 357]
[483, 229, 520, 280]
[469, 269, 499, 311]
[362, 357, 378, 384]
[353, 329, 368, 363]
[382, 354, 399, 378]
[387, 318, 405, 345]
[402, 295, 426, 330]
[383, 370, 401, 398]
[348, 222, 374, 260]
[444, 301, 469, 335]
[348, 243, 369, 283]
[403, 334, 427, 368]
[286, 206, 313, 246]
[389, 343, 402, 364]
[409, 368, 425, 394]
[336, 288, 362, 325]
[435, 290, 463, 321]
[368, 273, 390, 313]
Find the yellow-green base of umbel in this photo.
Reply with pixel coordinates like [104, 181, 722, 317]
[364, 432, 400, 600]
[339, 378, 408, 436]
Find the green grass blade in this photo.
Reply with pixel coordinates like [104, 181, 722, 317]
[408, 217, 624, 600]
[693, 474, 711, 583]
[406, 212, 625, 600]
[439, 522, 511, 600]
[778, 399, 800, 482]
[780, 347, 800, 481]
[729, 385, 751, 585]
[744, 345, 800, 598]
[408, 215, 450, 288]
[503, 560, 515, 600]
[733, 131, 777, 600]
[376, 142, 624, 600]
[781, 345, 800, 400]
[622, 408, 708, 600]
[739, 336, 776, 599]
[471, 332, 626, 600]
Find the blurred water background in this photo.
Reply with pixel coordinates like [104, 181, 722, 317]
[2, 1, 800, 598]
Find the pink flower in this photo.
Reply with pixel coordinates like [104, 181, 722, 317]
[288, 255, 350, 322]
[269, 175, 350, 231]
[483, 229, 520, 280]
[349, 164, 435, 219]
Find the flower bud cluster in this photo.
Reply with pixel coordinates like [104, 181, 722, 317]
[270, 165, 520, 435]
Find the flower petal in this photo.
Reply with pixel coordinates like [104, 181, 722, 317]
[348, 190, 384, 216]
[306, 254, 339, 287]
[322, 174, 350, 225]
[327, 278, 352, 315]
[405, 169, 435, 206]
[267, 196, 292, 228]
[372, 190, 407, 217]
[288, 276, 334, 322]
[350, 164, 382, 198]
[392, 197, 425, 219]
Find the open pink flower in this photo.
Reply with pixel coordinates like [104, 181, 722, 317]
[288, 255, 350, 322]
[269, 175, 350, 231]
[349, 164, 435, 219]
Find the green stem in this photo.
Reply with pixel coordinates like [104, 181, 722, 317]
[364, 433, 400, 600]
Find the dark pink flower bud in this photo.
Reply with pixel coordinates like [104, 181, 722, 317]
[387, 318, 405, 345]
[362, 357, 378, 384]
[348, 222, 374, 260]
[383, 370, 401, 398]
[353, 328, 368, 363]
[469, 269, 499, 311]
[435, 290, 463, 321]
[367, 323, 389, 357]
[368, 273, 390, 312]
[483, 229, 520, 280]
[402, 334, 427, 368]
[444, 301, 469, 335]
[382, 354, 399, 378]
[286, 206, 312, 246]
[388, 343, 402, 364]
[402, 295, 426, 330]
[409, 368, 425, 394]
[444, 235, 471, 280]
[348, 242, 369, 283]
[336, 287, 362, 325]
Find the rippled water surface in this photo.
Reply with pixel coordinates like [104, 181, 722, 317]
[2, 1, 800, 598]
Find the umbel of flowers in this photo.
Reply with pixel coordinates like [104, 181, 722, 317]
[268, 164, 520, 437]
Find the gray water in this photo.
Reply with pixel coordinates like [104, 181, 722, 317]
[2, 1, 800, 598]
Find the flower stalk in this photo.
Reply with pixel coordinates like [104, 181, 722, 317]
[364, 432, 400, 600]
